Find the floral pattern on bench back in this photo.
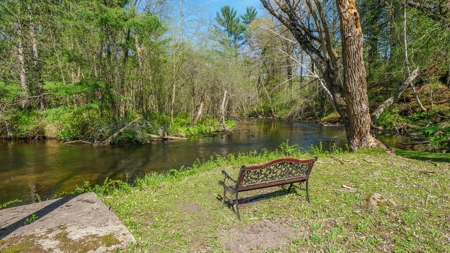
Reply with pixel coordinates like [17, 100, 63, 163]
[241, 161, 313, 187]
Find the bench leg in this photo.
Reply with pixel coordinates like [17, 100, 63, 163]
[306, 180, 310, 203]
[287, 183, 294, 193]
[235, 191, 241, 220]
[222, 188, 226, 208]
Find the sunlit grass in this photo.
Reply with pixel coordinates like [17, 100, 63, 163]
[90, 145, 450, 252]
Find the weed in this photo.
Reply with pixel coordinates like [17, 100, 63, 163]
[325, 244, 342, 253]
[400, 207, 417, 225]
[279, 140, 301, 155]
[309, 220, 324, 231]
[356, 217, 372, 232]
[24, 214, 39, 225]
[0, 199, 21, 210]
[310, 232, 323, 244]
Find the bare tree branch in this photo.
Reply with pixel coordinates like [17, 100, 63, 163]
[406, 0, 450, 25]
[371, 68, 420, 123]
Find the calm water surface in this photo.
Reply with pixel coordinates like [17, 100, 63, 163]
[1, 118, 347, 205]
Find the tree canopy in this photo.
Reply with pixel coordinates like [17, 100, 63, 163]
[0, 0, 448, 151]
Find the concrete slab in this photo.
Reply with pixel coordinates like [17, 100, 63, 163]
[0, 192, 135, 252]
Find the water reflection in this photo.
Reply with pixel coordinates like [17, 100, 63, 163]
[1, 118, 347, 206]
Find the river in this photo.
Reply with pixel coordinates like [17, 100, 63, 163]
[0, 118, 348, 206]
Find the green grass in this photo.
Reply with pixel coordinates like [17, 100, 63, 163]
[92, 147, 450, 252]
[168, 119, 236, 137]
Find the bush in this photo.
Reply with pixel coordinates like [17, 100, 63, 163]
[377, 108, 404, 130]
[10, 110, 43, 138]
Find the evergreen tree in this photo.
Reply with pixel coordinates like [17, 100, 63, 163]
[215, 6, 246, 50]
[241, 6, 258, 26]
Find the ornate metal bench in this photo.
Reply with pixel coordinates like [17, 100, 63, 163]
[219, 157, 317, 220]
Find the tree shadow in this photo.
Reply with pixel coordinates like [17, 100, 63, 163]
[395, 149, 450, 163]
[0, 195, 75, 239]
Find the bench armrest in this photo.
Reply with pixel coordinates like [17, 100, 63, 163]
[221, 170, 237, 183]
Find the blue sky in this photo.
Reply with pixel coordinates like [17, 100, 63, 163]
[207, 0, 262, 17]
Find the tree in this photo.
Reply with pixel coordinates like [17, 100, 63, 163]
[247, 16, 302, 117]
[241, 6, 258, 26]
[260, 0, 387, 151]
[335, 0, 378, 149]
[406, 0, 450, 87]
[215, 6, 246, 50]
[406, 0, 450, 25]
[0, 0, 46, 109]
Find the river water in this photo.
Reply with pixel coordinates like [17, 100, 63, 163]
[0, 118, 348, 206]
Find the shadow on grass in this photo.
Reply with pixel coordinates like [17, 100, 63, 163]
[395, 149, 450, 163]
[217, 186, 308, 217]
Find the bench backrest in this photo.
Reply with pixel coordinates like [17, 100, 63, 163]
[237, 157, 317, 192]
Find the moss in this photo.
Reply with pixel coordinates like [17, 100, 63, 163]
[77, 239, 102, 253]
[52, 231, 121, 252]
[321, 111, 341, 122]
[2, 244, 30, 253]
[0, 228, 122, 252]
[54, 231, 69, 241]
[101, 233, 121, 247]
[0, 234, 45, 253]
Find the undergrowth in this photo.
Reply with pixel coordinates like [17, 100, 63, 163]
[377, 106, 450, 151]
[0, 109, 235, 143]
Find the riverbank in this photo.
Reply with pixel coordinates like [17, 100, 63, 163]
[99, 148, 448, 251]
[1, 147, 449, 252]
[0, 112, 236, 144]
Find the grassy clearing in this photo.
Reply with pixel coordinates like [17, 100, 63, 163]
[94, 146, 450, 252]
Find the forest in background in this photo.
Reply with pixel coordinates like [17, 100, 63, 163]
[0, 0, 449, 150]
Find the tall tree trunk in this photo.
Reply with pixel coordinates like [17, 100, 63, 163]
[170, 77, 177, 124]
[286, 45, 294, 100]
[119, 29, 131, 119]
[17, 21, 29, 109]
[170, 0, 185, 124]
[220, 90, 227, 127]
[447, 70, 450, 86]
[300, 52, 304, 84]
[193, 92, 206, 124]
[30, 21, 45, 110]
[336, 0, 379, 150]
[134, 34, 143, 70]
